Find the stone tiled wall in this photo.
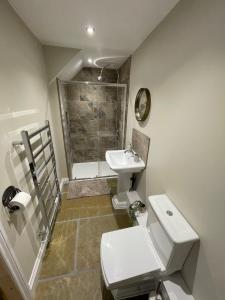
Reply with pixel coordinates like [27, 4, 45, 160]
[63, 68, 119, 163]
[62, 64, 131, 164]
[132, 128, 150, 165]
[73, 67, 118, 83]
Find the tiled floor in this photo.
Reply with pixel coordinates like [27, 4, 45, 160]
[34, 187, 133, 299]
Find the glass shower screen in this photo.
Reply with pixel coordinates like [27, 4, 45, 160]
[58, 80, 127, 180]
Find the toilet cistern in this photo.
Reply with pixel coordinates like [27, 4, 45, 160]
[105, 150, 145, 208]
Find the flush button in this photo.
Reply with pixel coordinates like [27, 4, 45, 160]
[166, 210, 173, 216]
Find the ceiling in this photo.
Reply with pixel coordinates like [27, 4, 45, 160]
[9, 0, 179, 69]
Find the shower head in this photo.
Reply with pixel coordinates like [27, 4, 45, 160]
[97, 64, 110, 81]
[97, 63, 119, 82]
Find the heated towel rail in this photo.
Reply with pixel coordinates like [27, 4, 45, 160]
[13, 120, 61, 242]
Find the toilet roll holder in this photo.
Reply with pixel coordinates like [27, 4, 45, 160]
[2, 186, 21, 213]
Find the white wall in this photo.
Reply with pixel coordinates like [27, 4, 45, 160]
[42, 45, 80, 181]
[0, 0, 51, 284]
[127, 0, 225, 299]
[43, 45, 80, 82]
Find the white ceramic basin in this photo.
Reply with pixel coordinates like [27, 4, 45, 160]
[106, 150, 145, 174]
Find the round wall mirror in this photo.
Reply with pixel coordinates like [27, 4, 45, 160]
[134, 88, 151, 121]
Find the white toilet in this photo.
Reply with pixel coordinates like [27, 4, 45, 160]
[100, 194, 199, 299]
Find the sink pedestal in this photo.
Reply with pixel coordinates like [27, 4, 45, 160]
[117, 173, 131, 193]
[112, 173, 130, 209]
[112, 173, 137, 209]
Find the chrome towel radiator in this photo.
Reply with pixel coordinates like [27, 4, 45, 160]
[13, 120, 61, 242]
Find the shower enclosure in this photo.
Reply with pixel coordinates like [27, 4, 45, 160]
[58, 79, 127, 180]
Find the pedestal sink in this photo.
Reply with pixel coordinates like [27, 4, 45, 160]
[106, 150, 145, 209]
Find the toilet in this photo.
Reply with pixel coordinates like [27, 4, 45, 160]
[100, 194, 199, 299]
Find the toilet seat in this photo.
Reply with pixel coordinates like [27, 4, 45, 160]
[100, 225, 164, 290]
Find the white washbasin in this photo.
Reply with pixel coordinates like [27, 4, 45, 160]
[106, 150, 145, 174]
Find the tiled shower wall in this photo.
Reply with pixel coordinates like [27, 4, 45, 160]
[62, 68, 119, 163]
[119, 57, 131, 146]
[64, 82, 120, 162]
[61, 60, 131, 164]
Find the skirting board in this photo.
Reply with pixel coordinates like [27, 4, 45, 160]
[28, 237, 47, 294]
[60, 177, 69, 191]
[28, 183, 64, 293]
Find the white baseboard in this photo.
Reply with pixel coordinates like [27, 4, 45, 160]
[60, 177, 69, 191]
[28, 238, 48, 294]
[28, 195, 61, 293]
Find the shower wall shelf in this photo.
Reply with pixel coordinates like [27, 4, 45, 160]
[13, 120, 61, 243]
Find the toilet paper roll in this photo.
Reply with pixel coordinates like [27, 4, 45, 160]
[10, 191, 31, 209]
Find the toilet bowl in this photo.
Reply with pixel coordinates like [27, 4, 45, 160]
[100, 194, 199, 299]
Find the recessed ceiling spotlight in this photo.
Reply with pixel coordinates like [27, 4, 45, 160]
[86, 25, 95, 35]
[88, 58, 93, 64]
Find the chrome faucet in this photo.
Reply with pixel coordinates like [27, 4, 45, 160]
[133, 153, 140, 162]
[124, 143, 135, 154]
[124, 144, 140, 161]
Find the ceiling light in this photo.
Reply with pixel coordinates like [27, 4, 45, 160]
[97, 75, 102, 81]
[86, 25, 95, 35]
[88, 58, 93, 64]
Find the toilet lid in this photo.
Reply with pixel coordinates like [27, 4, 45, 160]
[100, 225, 162, 289]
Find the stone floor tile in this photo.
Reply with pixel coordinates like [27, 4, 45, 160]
[77, 214, 131, 270]
[40, 221, 77, 278]
[35, 271, 102, 300]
